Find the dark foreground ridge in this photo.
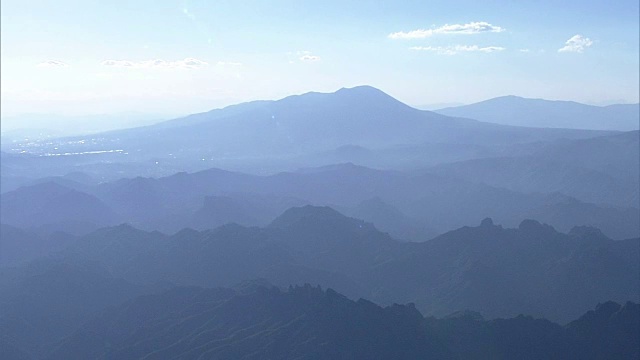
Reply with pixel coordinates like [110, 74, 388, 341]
[47, 284, 639, 360]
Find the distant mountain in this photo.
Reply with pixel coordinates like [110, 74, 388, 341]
[435, 95, 639, 131]
[0, 182, 121, 231]
[427, 131, 639, 208]
[129, 86, 606, 152]
[187, 194, 307, 231]
[416, 101, 465, 110]
[508, 194, 639, 240]
[4, 159, 636, 239]
[344, 197, 438, 241]
[0, 225, 76, 267]
[49, 284, 639, 360]
[7, 86, 616, 180]
[52, 206, 639, 323]
[106, 162, 639, 238]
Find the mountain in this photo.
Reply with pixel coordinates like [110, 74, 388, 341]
[507, 194, 640, 240]
[96, 162, 639, 238]
[427, 131, 639, 208]
[1, 206, 637, 358]
[52, 206, 639, 323]
[565, 301, 640, 359]
[0, 225, 76, 267]
[187, 194, 307, 232]
[47, 284, 451, 360]
[119, 86, 610, 153]
[436, 95, 640, 131]
[367, 219, 639, 322]
[344, 197, 438, 241]
[48, 284, 640, 360]
[4, 159, 637, 239]
[6, 86, 615, 179]
[0, 182, 121, 232]
[0, 259, 148, 359]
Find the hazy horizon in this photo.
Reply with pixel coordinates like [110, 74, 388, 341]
[3, 87, 639, 118]
[2, 0, 638, 118]
[1, 3, 639, 358]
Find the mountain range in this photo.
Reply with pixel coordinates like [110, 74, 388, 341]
[3, 153, 638, 241]
[49, 284, 640, 360]
[3, 205, 635, 324]
[2, 266, 637, 360]
[1, 85, 638, 359]
[3, 86, 618, 180]
[0, 156, 640, 241]
[436, 95, 639, 131]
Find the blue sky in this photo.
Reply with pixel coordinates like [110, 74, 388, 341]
[1, 0, 638, 116]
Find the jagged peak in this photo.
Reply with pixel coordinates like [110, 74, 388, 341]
[480, 218, 495, 227]
[518, 219, 557, 234]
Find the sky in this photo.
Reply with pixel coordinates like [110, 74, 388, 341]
[1, 0, 639, 118]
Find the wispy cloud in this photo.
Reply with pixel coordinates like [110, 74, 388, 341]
[37, 60, 69, 68]
[300, 54, 321, 61]
[101, 58, 209, 69]
[558, 35, 593, 53]
[410, 45, 505, 55]
[519, 48, 531, 53]
[298, 51, 321, 62]
[216, 61, 242, 66]
[389, 22, 504, 39]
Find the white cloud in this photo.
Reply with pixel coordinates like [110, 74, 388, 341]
[389, 22, 504, 39]
[519, 48, 530, 53]
[558, 35, 593, 53]
[37, 60, 69, 68]
[101, 58, 209, 69]
[410, 45, 505, 55]
[297, 51, 320, 62]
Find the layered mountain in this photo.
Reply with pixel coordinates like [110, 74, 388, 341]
[50, 206, 639, 323]
[367, 218, 639, 321]
[48, 284, 639, 360]
[1, 205, 637, 358]
[96, 163, 640, 239]
[4, 160, 637, 240]
[5, 86, 616, 180]
[343, 197, 438, 241]
[0, 260, 150, 359]
[0, 182, 121, 232]
[0, 225, 76, 267]
[98, 86, 613, 153]
[427, 131, 639, 208]
[436, 95, 640, 131]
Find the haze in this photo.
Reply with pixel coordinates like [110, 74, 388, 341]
[1, 2, 638, 359]
[1, 0, 638, 121]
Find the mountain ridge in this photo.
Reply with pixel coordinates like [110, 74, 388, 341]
[436, 95, 639, 130]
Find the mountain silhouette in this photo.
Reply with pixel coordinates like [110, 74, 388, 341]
[427, 131, 639, 208]
[436, 95, 639, 130]
[47, 284, 639, 360]
[0, 182, 120, 230]
[26, 86, 614, 178]
[47, 207, 639, 323]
